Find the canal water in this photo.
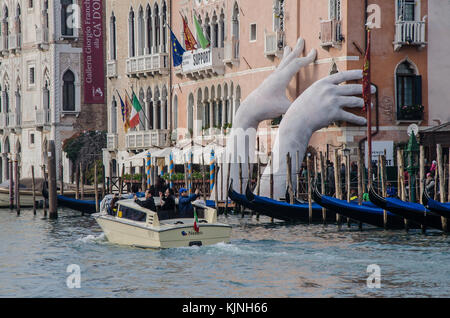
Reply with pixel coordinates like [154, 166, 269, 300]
[1, 208, 449, 298]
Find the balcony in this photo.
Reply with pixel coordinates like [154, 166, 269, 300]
[107, 134, 118, 150]
[9, 34, 22, 52]
[107, 60, 118, 78]
[126, 53, 169, 77]
[264, 31, 285, 58]
[224, 36, 239, 65]
[394, 21, 426, 51]
[35, 109, 51, 129]
[181, 47, 225, 79]
[397, 105, 424, 122]
[7, 112, 21, 130]
[36, 28, 49, 50]
[0, 35, 8, 55]
[0, 113, 7, 131]
[320, 19, 343, 48]
[126, 130, 170, 150]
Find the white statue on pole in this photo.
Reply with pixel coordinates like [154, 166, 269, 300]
[217, 38, 375, 200]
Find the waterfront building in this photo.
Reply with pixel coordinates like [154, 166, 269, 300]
[0, 0, 107, 182]
[104, 0, 450, 179]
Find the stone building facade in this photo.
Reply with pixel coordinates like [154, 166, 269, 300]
[0, 0, 107, 182]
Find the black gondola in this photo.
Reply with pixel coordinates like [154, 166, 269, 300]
[312, 185, 409, 229]
[42, 188, 97, 214]
[227, 180, 262, 213]
[369, 187, 447, 232]
[242, 184, 336, 223]
[422, 188, 450, 219]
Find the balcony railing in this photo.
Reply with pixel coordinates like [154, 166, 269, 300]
[264, 31, 285, 57]
[36, 28, 49, 49]
[35, 109, 51, 127]
[7, 112, 21, 129]
[397, 105, 424, 122]
[107, 134, 118, 150]
[107, 60, 118, 78]
[126, 53, 169, 77]
[0, 35, 8, 54]
[0, 113, 7, 130]
[320, 19, 342, 48]
[9, 34, 22, 51]
[394, 21, 426, 51]
[181, 47, 225, 78]
[126, 130, 170, 150]
[224, 36, 239, 65]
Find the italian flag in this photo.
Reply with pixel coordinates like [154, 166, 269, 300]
[193, 209, 200, 233]
[129, 92, 142, 128]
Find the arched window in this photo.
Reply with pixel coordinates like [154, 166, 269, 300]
[396, 60, 422, 120]
[154, 3, 160, 53]
[146, 87, 153, 130]
[146, 5, 152, 54]
[129, 8, 136, 57]
[139, 88, 145, 130]
[188, 94, 194, 135]
[109, 12, 117, 60]
[61, 0, 74, 37]
[137, 6, 145, 56]
[15, 85, 21, 125]
[162, 2, 167, 53]
[62, 70, 75, 111]
[111, 96, 117, 133]
[173, 95, 178, 130]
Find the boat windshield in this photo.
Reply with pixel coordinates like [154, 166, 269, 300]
[117, 205, 147, 222]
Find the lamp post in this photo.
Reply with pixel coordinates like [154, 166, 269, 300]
[405, 132, 419, 203]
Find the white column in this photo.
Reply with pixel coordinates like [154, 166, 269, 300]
[209, 99, 214, 129]
[221, 97, 226, 127]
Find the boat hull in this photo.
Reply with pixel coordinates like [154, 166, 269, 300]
[369, 187, 447, 232]
[94, 215, 232, 249]
[313, 188, 410, 230]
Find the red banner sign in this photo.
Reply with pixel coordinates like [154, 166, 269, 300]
[82, 0, 105, 104]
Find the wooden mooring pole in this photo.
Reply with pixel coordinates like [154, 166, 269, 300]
[47, 141, 58, 219]
[94, 163, 99, 213]
[437, 144, 448, 232]
[42, 165, 47, 217]
[397, 148, 408, 231]
[333, 150, 342, 227]
[15, 156, 20, 215]
[419, 145, 426, 233]
[319, 152, 327, 225]
[59, 162, 64, 196]
[9, 157, 14, 209]
[306, 154, 313, 223]
[31, 166, 36, 215]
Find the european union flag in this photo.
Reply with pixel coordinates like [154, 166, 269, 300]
[170, 30, 185, 67]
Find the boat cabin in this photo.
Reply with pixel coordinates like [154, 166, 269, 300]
[114, 200, 217, 228]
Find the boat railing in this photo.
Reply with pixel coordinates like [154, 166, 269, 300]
[146, 211, 160, 227]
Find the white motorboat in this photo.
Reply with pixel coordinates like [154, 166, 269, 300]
[93, 198, 231, 249]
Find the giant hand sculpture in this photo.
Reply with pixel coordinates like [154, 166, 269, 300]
[259, 70, 376, 199]
[218, 38, 317, 198]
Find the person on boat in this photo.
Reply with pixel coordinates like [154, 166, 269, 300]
[109, 194, 120, 215]
[178, 188, 200, 218]
[425, 173, 435, 198]
[159, 188, 176, 219]
[134, 189, 157, 212]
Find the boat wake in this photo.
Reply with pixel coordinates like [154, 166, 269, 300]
[75, 233, 107, 244]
